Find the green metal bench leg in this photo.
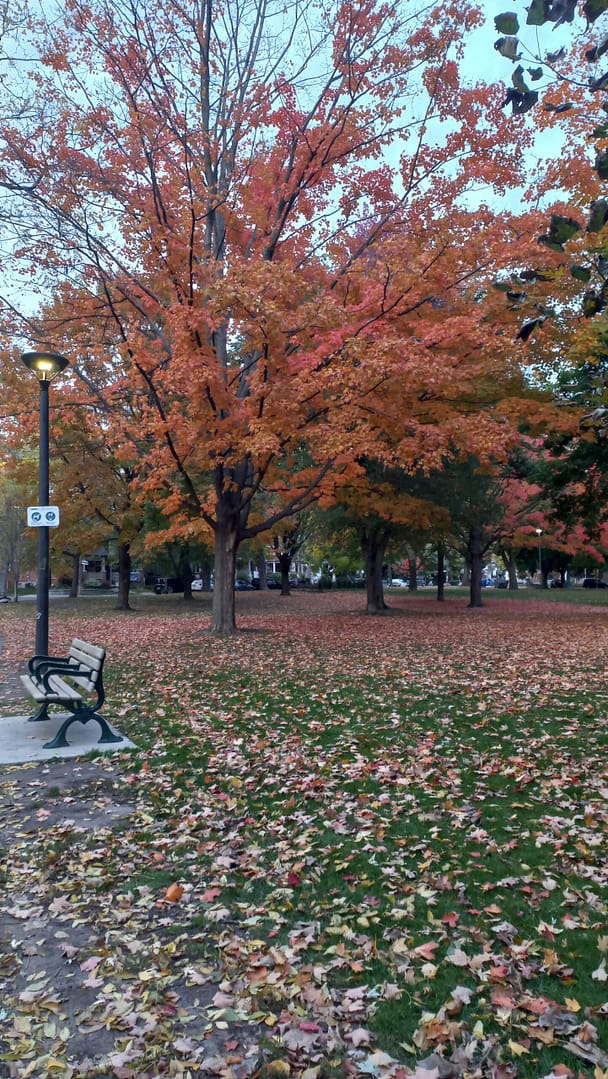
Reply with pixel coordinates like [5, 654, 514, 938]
[43, 718, 74, 749]
[96, 716, 123, 744]
[28, 703, 50, 722]
[43, 711, 123, 750]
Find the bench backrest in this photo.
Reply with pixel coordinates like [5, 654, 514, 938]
[67, 638, 106, 692]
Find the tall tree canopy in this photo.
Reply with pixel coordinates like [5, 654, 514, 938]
[0, 0, 557, 633]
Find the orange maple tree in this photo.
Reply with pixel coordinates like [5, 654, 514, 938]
[0, 0, 570, 633]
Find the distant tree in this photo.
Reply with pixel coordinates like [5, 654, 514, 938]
[272, 523, 308, 597]
[0, 475, 25, 598]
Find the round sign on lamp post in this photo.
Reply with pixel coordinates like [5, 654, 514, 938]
[21, 351, 69, 656]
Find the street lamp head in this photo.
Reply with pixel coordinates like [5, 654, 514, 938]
[535, 528, 543, 537]
[21, 351, 69, 383]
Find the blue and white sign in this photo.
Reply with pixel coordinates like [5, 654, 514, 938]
[27, 506, 60, 527]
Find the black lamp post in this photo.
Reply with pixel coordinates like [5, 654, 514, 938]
[21, 350, 69, 656]
[535, 527, 543, 587]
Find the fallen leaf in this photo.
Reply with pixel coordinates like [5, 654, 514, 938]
[164, 882, 184, 903]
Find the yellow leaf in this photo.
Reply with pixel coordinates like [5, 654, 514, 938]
[11, 1017, 32, 1035]
[392, 938, 410, 956]
[508, 1040, 529, 1056]
[530, 1025, 554, 1045]
[265, 1062, 290, 1076]
[565, 997, 581, 1012]
[399, 1043, 417, 1055]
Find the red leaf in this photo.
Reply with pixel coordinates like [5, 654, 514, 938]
[202, 887, 222, 902]
[441, 911, 460, 927]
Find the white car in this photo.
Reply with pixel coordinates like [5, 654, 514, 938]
[191, 579, 203, 590]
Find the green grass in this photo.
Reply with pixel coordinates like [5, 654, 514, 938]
[490, 583, 608, 604]
[105, 672, 607, 1074]
[1, 591, 607, 1076]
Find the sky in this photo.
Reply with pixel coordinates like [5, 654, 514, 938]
[460, 1, 588, 210]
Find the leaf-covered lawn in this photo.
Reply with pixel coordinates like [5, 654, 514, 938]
[1, 591, 607, 1078]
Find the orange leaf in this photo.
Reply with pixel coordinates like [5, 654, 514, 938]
[165, 882, 184, 903]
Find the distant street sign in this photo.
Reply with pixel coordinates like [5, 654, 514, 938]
[27, 505, 60, 528]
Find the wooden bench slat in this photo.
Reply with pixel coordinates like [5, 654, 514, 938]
[21, 672, 83, 702]
[72, 639, 105, 661]
[67, 675, 97, 692]
[69, 648, 104, 671]
[48, 674, 83, 699]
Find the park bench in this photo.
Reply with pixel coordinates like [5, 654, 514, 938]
[20, 638, 122, 750]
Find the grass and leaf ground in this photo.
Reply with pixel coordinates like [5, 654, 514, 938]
[0, 588, 607, 1079]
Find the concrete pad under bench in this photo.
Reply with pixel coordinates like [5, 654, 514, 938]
[0, 712, 136, 764]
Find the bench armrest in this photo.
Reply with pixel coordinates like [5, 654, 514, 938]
[28, 653, 72, 677]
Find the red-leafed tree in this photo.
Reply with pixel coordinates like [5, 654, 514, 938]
[0, 0, 563, 633]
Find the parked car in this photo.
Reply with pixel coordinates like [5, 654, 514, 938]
[386, 577, 407, 587]
[582, 578, 608, 589]
[235, 578, 254, 590]
[191, 578, 203, 590]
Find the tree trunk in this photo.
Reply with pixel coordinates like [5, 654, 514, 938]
[180, 548, 193, 601]
[363, 530, 388, 613]
[11, 548, 20, 601]
[279, 553, 291, 596]
[437, 541, 445, 602]
[256, 549, 268, 590]
[468, 527, 484, 608]
[116, 541, 133, 610]
[505, 547, 518, 589]
[69, 552, 80, 598]
[211, 520, 238, 635]
[408, 556, 417, 592]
